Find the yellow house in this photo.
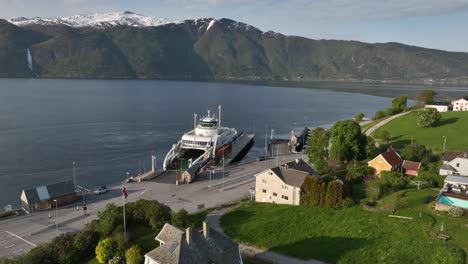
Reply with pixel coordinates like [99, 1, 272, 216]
[368, 147, 403, 176]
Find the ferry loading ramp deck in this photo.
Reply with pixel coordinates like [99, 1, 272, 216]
[223, 133, 255, 165]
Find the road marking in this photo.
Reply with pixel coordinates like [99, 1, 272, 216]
[4, 231, 36, 247]
[4, 243, 15, 249]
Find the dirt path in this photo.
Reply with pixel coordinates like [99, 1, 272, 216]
[365, 111, 413, 137]
[206, 207, 324, 264]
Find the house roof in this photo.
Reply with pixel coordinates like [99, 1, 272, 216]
[380, 147, 403, 167]
[270, 159, 320, 188]
[440, 164, 458, 173]
[402, 160, 421, 171]
[445, 175, 468, 185]
[442, 150, 468, 161]
[22, 181, 75, 204]
[146, 223, 239, 264]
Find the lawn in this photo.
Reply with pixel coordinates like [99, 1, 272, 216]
[373, 111, 468, 152]
[221, 191, 467, 264]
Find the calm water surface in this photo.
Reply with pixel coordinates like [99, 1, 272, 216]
[0, 79, 465, 207]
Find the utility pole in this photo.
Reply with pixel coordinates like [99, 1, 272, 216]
[53, 199, 58, 233]
[73, 161, 76, 190]
[443, 136, 447, 152]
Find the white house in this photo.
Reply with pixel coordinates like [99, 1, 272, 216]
[451, 98, 468, 111]
[439, 151, 468, 176]
[424, 103, 449, 112]
[255, 159, 320, 206]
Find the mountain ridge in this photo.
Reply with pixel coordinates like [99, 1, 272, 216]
[1, 14, 468, 84]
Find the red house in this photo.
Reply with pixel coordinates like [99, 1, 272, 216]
[402, 160, 422, 176]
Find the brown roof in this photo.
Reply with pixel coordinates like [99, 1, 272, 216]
[380, 147, 403, 167]
[442, 151, 464, 162]
[402, 160, 421, 171]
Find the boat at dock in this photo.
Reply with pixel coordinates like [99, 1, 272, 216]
[163, 106, 239, 178]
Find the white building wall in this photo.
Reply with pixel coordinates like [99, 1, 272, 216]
[255, 170, 301, 205]
[424, 105, 448, 112]
[452, 99, 468, 111]
[446, 158, 468, 176]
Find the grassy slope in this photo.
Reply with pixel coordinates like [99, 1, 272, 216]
[373, 111, 468, 152]
[221, 192, 467, 264]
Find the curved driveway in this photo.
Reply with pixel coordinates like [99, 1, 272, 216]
[365, 111, 413, 137]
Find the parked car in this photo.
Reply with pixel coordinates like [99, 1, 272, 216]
[94, 186, 108, 195]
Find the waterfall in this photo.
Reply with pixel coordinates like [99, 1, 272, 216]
[26, 48, 33, 71]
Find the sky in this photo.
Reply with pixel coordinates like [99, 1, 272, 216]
[2, 0, 468, 52]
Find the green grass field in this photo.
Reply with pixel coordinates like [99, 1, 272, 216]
[373, 111, 468, 152]
[221, 190, 467, 264]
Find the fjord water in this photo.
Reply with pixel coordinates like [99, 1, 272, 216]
[0, 79, 415, 207]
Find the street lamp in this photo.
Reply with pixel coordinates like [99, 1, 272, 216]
[53, 199, 58, 232]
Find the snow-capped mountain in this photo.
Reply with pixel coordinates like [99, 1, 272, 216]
[8, 11, 177, 28]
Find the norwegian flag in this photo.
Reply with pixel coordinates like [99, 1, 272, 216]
[122, 187, 128, 200]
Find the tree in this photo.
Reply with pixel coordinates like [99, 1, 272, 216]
[379, 171, 410, 193]
[300, 176, 321, 206]
[324, 181, 343, 208]
[416, 89, 436, 106]
[306, 128, 329, 162]
[378, 130, 391, 145]
[353, 112, 365, 123]
[171, 208, 189, 229]
[346, 163, 371, 183]
[365, 136, 378, 158]
[329, 120, 367, 162]
[391, 96, 407, 114]
[417, 108, 442, 128]
[125, 245, 144, 264]
[401, 143, 434, 164]
[373, 110, 386, 120]
[95, 237, 116, 264]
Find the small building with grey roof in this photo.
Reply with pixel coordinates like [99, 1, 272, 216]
[144, 222, 242, 264]
[20, 180, 77, 213]
[255, 158, 321, 205]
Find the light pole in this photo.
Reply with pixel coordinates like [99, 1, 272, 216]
[442, 136, 447, 152]
[53, 199, 58, 232]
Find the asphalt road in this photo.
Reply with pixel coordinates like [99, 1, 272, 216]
[0, 153, 306, 258]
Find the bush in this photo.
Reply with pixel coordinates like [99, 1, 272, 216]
[401, 143, 436, 164]
[373, 110, 386, 120]
[95, 237, 117, 264]
[340, 197, 355, 208]
[379, 171, 410, 193]
[365, 179, 381, 201]
[125, 246, 144, 264]
[448, 207, 464, 218]
[0, 211, 16, 218]
[354, 112, 364, 122]
[108, 256, 124, 264]
[417, 171, 445, 188]
[171, 208, 189, 229]
[300, 176, 321, 206]
[417, 108, 442, 128]
[325, 181, 343, 208]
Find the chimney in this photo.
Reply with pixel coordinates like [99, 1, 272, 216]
[203, 221, 209, 239]
[186, 227, 192, 245]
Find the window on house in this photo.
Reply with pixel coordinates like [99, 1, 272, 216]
[282, 185, 288, 190]
[273, 192, 277, 196]
[268, 172, 273, 176]
[457, 163, 460, 167]
[262, 189, 267, 193]
[282, 195, 289, 200]
[262, 179, 267, 184]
